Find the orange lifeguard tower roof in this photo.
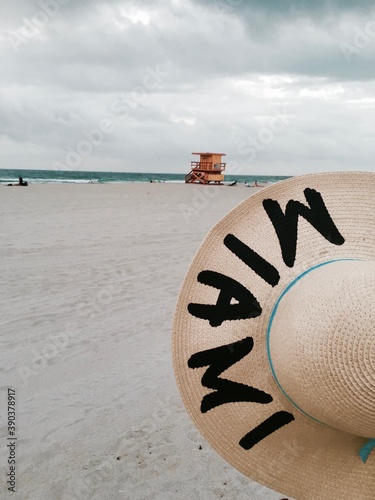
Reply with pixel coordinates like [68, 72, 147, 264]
[192, 152, 226, 156]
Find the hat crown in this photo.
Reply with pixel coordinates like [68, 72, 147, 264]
[270, 260, 375, 438]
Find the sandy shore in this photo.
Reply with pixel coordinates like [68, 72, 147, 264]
[1, 182, 290, 499]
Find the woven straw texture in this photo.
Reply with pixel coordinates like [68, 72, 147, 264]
[172, 172, 375, 500]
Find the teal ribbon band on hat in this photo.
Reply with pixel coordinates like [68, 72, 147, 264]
[359, 439, 375, 463]
[265, 258, 373, 463]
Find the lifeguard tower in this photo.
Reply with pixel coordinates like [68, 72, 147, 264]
[185, 152, 226, 184]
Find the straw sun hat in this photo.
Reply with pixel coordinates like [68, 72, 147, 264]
[172, 172, 375, 500]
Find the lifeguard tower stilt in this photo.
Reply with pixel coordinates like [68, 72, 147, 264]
[185, 152, 226, 184]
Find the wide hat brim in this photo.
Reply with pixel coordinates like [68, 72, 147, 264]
[172, 172, 375, 500]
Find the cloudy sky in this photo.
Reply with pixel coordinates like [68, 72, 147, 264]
[1, 0, 375, 175]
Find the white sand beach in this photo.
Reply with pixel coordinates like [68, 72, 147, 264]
[1, 182, 290, 499]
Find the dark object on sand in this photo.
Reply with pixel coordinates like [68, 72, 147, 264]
[7, 176, 28, 186]
[18, 176, 28, 186]
[228, 180, 237, 186]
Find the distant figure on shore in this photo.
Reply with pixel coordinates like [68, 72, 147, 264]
[7, 176, 28, 187]
[18, 177, 28, 186]
[244, 180, 266, 188]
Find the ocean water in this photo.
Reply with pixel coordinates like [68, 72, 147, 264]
[0, 169, 290, 185]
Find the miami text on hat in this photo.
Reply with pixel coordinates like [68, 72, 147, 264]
[187, 188, 345, 451]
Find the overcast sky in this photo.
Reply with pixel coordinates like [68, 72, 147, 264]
[1, 0, 375, 175]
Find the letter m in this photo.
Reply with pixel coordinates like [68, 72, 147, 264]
[188, 337, 272, 413]
[263, 188, 345, 268]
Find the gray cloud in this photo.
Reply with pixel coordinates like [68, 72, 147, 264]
[192, 0, 375, 21]
[0, 0, 375, 174]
